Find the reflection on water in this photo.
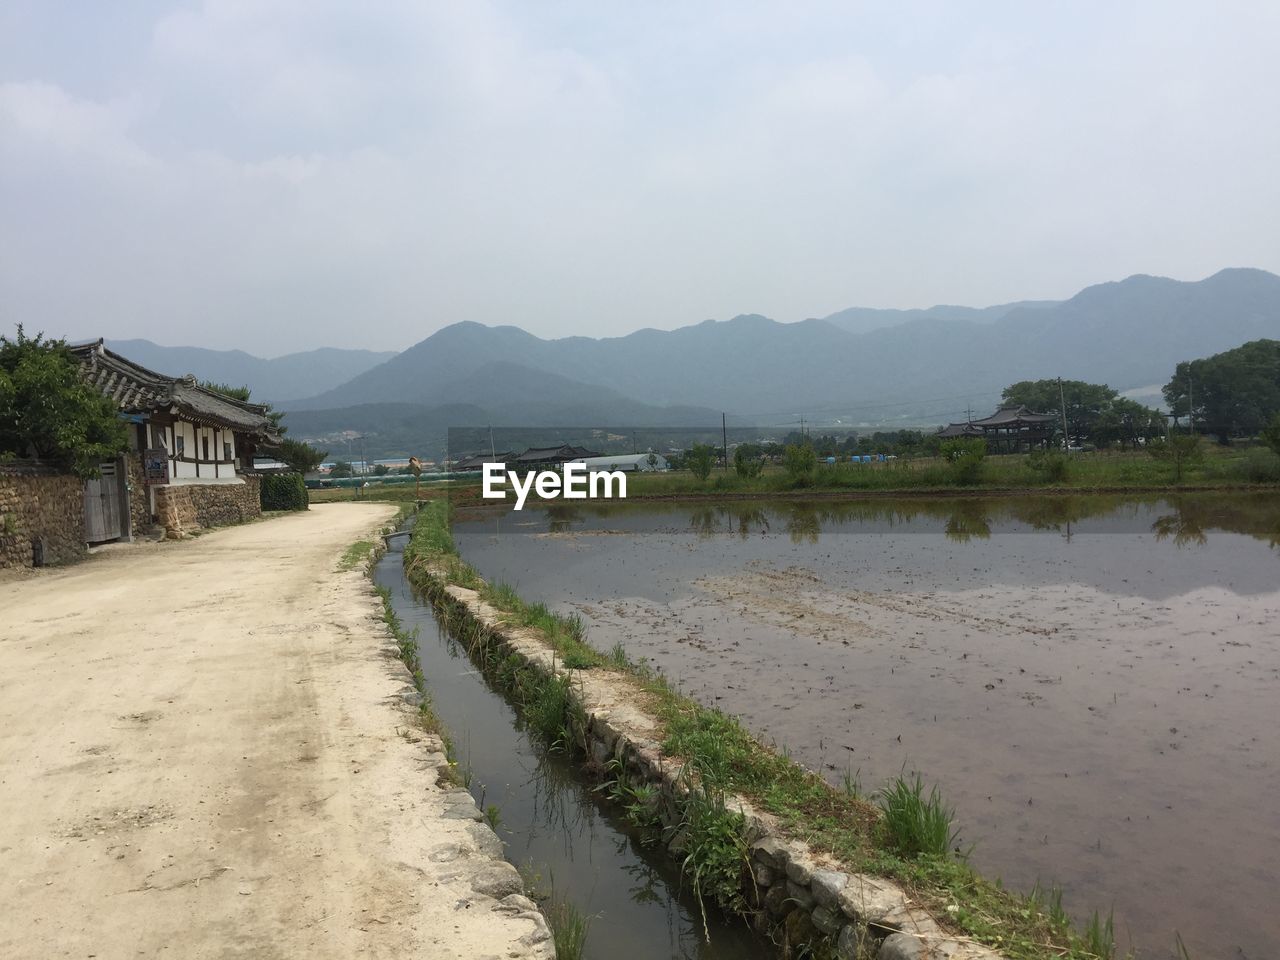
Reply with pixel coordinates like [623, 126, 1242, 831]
[372, 546, 771, 960]
[489, 492, 1280, 550]
[453, 492, 1280, 960]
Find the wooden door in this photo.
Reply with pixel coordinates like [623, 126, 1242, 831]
[84, 461, 123, 543]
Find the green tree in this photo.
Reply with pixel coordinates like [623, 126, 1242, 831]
[0, 327, 128, 478]
[940, 437, 986, 485]
[1002, 379, 1162, 448]
[329, 460, 355, 478]
[1146, 434, 1203, 483]
[371, 463, 390, 476]
[1263, 413, 1280, 458]
[271, 437, 327, 474]
[1164, 339, 1280, 442]
[783, 440, 816, 484]
[733, 445, 763, 479]
[685, 443, 714, 481]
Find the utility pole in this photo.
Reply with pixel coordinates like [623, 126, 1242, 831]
[1057, 378, 1070, 451]
[1187, 372, 1195, 435]
[488, 424, 496, 459]
[722, 412, 728, 472]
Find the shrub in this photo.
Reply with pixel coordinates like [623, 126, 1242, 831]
[685, 443, 714, 481]
[260, 472, 308, 511]
[783, 440, 816, 484]
[1234, 447, 1280, 483]
[733, 445, 762, 479]
[1026, 450, 1070, 483]
[1146, 434, 1202, 483]
[940, 438, 986, 486]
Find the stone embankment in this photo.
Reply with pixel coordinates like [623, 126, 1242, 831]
[424, 565, 1005, 960]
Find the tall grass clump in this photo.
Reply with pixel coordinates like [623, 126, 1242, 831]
[877, 772, 958, 858]
[544, 894, 591, 960]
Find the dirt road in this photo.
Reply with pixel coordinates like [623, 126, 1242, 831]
[0, 503, 552, 960]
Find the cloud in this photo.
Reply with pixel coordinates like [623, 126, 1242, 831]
[1, 1, 1278, 354]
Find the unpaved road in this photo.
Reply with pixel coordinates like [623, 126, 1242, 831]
[0, 503, 551, 960]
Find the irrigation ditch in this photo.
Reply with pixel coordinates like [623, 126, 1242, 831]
[372, 501, 1118, 960]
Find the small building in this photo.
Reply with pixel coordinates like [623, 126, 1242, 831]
[570, 452, 669, 473]
[71, 340, 280, 540]
[510, 444, 600, 469]
[937, 405, 1057, 453]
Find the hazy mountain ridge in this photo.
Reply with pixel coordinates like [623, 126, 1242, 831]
[285, 268, 1280, 424]
[820, 299, 1060, 335]
[99, 339, 397, 403]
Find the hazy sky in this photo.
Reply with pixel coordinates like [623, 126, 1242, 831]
[3, 1, 1278, 355]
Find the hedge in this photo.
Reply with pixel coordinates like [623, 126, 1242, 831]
[259, 472, 309, 512]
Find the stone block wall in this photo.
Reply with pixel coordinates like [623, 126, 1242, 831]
[125, 453, 150, 535]
[0, 463, 86, 570]
[155, 477, 261, 539]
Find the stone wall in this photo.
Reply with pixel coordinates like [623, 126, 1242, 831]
[154, 476, 261, 539]
[419, 568, 1006, 960]
[0, 463, 86, 570]
[125, 453, 151, 536]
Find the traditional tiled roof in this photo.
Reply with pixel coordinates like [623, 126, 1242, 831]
[969, 405, 1057, 427]
[68, 340, 280, 440]
[512, 444, 601, 463]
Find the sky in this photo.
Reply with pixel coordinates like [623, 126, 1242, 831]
[2, 1, 1278, 356]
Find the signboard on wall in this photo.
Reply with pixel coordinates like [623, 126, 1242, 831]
[143, 448, 170, 485]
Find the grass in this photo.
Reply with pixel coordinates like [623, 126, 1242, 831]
[877, 771, 959, 858]
[544, 893, 592, 960]
[401, 495, 1132, 960]
[338, 539, 375, 570]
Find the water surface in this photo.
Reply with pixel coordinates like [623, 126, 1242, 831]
[454, 493, 1280, 960]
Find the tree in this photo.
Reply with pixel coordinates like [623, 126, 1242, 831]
[0, 327, 128, 478]
[1146, 434, 1203, 483]
[371, 463, 389, 476]
[272, 437, 327, 474]
[1002, 379, 1163, 448]
[1164, 339, 1280, 442]
[329, 461, 355, 478]
[783, 440, 816, 483]
[685, 443, 714, 481]
[733, 445, 763, 479]
[1263, 413, 1280, 458]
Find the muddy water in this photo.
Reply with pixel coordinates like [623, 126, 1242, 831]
[453, 493, 1280, 960]
[372, 545, 772, 960]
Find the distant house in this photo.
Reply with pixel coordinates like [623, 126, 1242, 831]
[510, 444, 600, 469]
[452, 451, 515, 472]
[70, 340, 280, 540]
[571, 452, 669, 473]
[937, 405, 1057, 453]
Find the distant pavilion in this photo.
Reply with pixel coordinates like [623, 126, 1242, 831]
[937, 405, 1057, 453]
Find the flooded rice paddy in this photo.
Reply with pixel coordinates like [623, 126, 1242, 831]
[453, 493, 1280, 960]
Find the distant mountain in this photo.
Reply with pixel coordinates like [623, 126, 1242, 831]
[99, 340, 397, 403]
[821, 300, 1060, 336]
[287, 269, 1280, 428]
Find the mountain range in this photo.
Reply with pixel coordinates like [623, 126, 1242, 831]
[95, 268, 1280, 458]
[98, 340, 396, 403]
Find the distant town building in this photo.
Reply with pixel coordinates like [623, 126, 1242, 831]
[571, 452, 669, 473]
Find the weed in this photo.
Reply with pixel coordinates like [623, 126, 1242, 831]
[484, 804, 502, 830]
[1084, 909, 1115, 959]
[673, 767, 749, 939]
[339, 539, 376, 571]
[876, 771, 958, 858]
[544, 894, 592, 960]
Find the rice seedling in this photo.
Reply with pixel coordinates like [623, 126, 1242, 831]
[1084, 909, 1115, 959]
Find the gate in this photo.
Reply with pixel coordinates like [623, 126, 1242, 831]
[84, 461, 123, 543]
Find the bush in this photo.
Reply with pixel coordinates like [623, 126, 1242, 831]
[260, 472, 308, 511]
[733, 446, 762, 479]
[940, 438, 986, 486]
[685, 443, 714, 481]
[1026, 450, 1070, 483]
[1234, 447, 1280, 483]
[783, 441, 816, 484]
